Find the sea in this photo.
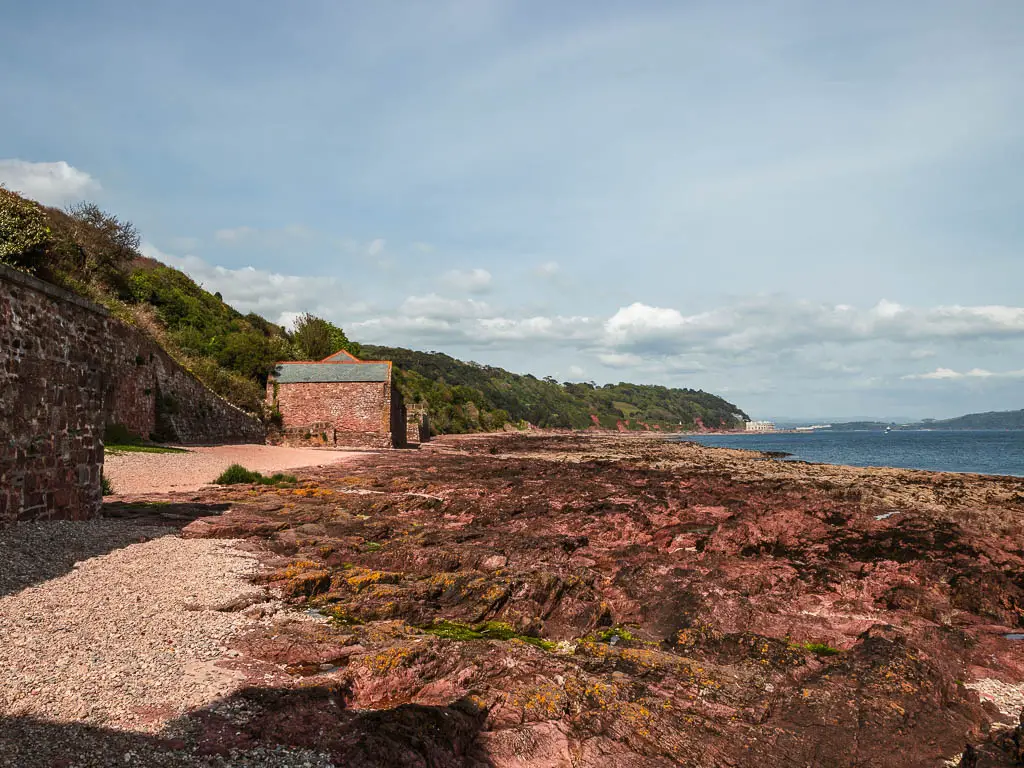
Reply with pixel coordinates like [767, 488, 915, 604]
[675, 429, 1024, 477]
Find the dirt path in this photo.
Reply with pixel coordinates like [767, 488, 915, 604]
[103, 444, 372, 494]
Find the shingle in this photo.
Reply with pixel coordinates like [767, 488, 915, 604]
[272, 363, 390, 383]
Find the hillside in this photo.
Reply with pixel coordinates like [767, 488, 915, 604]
[1, 187, 746, 434]
[363, 345, 748, 432]
[824, 410, 1024, 431]
[918, 409, 1024, 430]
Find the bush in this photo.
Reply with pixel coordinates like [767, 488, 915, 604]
[0, 187, 51, 272]
[214, 463, 296, 486]
[64, 202, 140, 286]
[101, 473, 113, 495]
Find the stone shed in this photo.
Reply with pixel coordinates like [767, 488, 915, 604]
[267, 350, 406, 449]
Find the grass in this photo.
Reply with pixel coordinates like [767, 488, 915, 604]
[800, 641, 843, 657]
[214, 463, 297, 486]
[105, 443, 188, 454]
[420, 619, 556, 651]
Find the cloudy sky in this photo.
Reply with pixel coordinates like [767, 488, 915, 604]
[2, 0, 1023, 420]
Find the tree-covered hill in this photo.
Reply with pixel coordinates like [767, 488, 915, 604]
[1, 186, 747, 434]
[363, 345, 748, 433]
[918, 410, 1024, 430]
[825, 410, 1024, 431]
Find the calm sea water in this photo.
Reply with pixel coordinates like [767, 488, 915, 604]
[676, 430, 1024, 477]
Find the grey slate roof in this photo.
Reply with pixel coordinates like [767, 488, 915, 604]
[272, 362, 390, 383]
[322, 350, 359, 362]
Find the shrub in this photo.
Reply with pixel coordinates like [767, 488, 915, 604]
[214, 463, 296, 486]
[101, 473, 113, 495]
[0, 187, 50, 272]
[64, 202, 140, 286]
[215, 464, 262, 484]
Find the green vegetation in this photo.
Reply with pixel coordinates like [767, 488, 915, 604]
[291, 312, 361, 360]
[593, 626, 637, 643]
[214, 463, 297, 486]
[918, 409, 1024, 430]
[420, 619, 556, 651]
[363, 541, 383, 552]
[101, 473, 113, 496]
[799, 641, 842, 657]
[364, 345, 747, 433]
[105, 444, 188, 455]
[102, 423, 187, 454]
[2, 187, 748, 434]
[827, 410, 1024, 432]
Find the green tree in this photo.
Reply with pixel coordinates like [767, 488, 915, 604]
[292, 313, 361, 360]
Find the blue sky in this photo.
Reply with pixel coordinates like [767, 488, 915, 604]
[2, 0, 1023, 420]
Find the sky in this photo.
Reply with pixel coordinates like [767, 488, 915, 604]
[2, 0, 1023, 421]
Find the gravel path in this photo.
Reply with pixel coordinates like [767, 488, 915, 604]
[0, 519, 343, 767]
[0, 526, 263, 732]
[104, 444, 371, 494]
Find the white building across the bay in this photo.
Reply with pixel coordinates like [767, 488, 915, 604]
[745, 420, 776, 432]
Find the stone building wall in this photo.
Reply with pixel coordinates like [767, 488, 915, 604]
[268, 380, 403, 449]
[0, 264, 264, 526]
[406, 405, 430, 444]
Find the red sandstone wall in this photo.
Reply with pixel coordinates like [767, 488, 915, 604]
[1, 264, 264, 526]
[2, 269, 109, 523]
[271, 381, 394, 449]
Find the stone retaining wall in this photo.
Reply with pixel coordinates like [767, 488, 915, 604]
[0, 265, 264, 526]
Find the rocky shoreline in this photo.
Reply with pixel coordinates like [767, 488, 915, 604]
[2, 432, 1024, 766]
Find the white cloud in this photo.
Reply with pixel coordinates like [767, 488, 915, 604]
[440, 268, 493, 293]
[475, 315, 593, 341]
[597, 352, 645, 368]
[0, 159, 100, 205]
[141, 243, 368, 324]
[131, 245, 1024, 415]
[599, 298, 1024, 356]
[903, 367, 1024, 381]
[213, 224, 316, 245]
[535, 261, 560, 278]
[399, 294, 491, 320]
[214, 226, 256, 242]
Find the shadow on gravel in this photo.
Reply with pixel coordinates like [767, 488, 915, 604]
[0, 685, 492, 768]
[0, 501, 230, 598]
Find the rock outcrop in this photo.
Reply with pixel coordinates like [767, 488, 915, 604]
[100, 432, 1024, 766]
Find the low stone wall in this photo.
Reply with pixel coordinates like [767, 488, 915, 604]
[0, 265, 264, 526]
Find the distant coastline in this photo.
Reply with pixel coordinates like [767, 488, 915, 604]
[677, 428, 1024, 477]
